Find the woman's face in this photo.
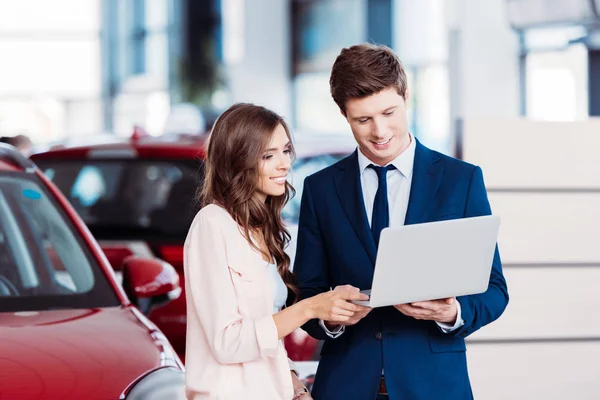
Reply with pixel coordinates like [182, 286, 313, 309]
[255, 124, 292, 202]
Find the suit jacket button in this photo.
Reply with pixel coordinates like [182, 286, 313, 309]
[375, 331, 382, 340]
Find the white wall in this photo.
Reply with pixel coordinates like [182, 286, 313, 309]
[462, 118, 600, 399]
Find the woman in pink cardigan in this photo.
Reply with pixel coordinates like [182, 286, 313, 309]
[184, 103, 368, 399]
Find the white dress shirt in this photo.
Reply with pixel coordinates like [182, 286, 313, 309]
[321, 134, 464, 337]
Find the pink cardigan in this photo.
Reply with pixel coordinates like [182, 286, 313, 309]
[184, 204, 295, 399]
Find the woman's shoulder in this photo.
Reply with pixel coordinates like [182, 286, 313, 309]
[185, 204, 248, 251]
[191, 203, 235, 227]
[199, 203, 230, 218]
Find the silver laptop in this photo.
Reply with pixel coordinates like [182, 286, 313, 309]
[353, 215, 500, 308]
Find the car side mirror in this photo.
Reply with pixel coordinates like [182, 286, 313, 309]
[121, 256, 181, 315]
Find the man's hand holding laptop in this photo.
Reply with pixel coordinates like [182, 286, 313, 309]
[394, 297, 458, 325]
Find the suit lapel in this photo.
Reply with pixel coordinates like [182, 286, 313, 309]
[333, 151, 377, 264]
[405, 140, 443, 225]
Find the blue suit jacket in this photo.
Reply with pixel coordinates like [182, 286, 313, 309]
[294, 141, 509, 400]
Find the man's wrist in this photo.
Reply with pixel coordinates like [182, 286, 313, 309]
[438, 301, 458, 324]
[319, 319, 345, 338]
[324, 321, 341, 330]
[436, 299, 464, 332]
[438, 312, 458, 325]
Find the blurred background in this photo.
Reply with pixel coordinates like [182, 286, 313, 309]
[0, 0, 595, 149]
[1, 0, 599, 399]
[4, 0, 592, 150]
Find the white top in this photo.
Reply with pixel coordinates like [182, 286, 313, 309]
[267, 261, 288, 313]
[267, 261, 300, 375]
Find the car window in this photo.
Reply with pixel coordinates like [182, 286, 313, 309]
[37, 160, 203, 239]
[282, 154, 346, 224]
[0, 171, 119, 311]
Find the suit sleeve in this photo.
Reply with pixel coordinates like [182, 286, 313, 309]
[184, 213, 279, 363]
[451, 166, 510, 338]
[294, 177, 336, 340]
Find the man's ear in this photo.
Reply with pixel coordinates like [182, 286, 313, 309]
[403, 88, 410, 104]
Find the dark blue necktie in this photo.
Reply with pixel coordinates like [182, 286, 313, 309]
[368, 164, 396, 247]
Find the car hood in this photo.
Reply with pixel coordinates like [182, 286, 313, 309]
[0, 307, 170, 400]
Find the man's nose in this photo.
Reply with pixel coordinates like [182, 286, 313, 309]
[372, 119, 386, 138]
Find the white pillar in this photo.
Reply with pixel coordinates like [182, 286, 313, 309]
[222, 0, 292, 119]
[447, 0, 520, 120]
[393, 0, 448, 65]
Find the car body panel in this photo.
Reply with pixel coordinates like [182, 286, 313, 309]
[0, 307, 166, 400]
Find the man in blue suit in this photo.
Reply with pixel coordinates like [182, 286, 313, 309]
[294, 44, 509, 400]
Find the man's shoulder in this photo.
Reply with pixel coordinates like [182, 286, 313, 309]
[429, 147, 478, 176]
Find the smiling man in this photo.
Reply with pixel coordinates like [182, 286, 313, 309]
[293, 44, 509, 400]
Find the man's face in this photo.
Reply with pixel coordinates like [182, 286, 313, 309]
[344, 86, 411, 166]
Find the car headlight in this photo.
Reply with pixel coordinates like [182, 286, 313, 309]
[122, 367, 185, 400]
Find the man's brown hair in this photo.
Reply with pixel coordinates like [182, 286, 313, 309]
[330, 43, 408, 113]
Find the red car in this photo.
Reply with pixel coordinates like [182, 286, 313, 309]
[31, 130, 355, 363]
[0, 143, 185, 400]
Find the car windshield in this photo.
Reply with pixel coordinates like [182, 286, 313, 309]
[0, 171, 119, 312]
[36, 159, 203, 239]
[282, 153, 346, 223]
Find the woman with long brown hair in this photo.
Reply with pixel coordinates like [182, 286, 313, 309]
[183, 103, 367, 400]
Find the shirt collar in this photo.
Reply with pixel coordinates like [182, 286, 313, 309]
[357, 133, 416, 178]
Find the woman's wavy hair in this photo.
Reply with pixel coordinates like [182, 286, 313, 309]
[199, 103, 298, 297]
